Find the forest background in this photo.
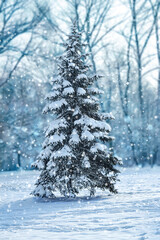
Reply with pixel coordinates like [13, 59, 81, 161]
[0, 0, 160, 170]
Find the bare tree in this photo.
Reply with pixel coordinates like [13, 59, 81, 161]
[0, 0, 48, 87]
[116, 55, 138, 165]
[148, 0, 160, 164]
[116, 0, 160, 165]
[130, 0, 159, 119]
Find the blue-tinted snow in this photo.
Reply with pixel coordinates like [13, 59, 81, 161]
[0, 168, 160, 240]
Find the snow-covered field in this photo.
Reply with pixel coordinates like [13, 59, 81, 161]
[0, 168, 160, 240]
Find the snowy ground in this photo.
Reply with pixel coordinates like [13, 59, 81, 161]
[0, 168, 160, 240]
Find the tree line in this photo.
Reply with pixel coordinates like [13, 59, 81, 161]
[0, 0, 159, 170]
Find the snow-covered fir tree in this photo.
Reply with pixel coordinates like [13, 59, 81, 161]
[32, 23, 121, 198]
